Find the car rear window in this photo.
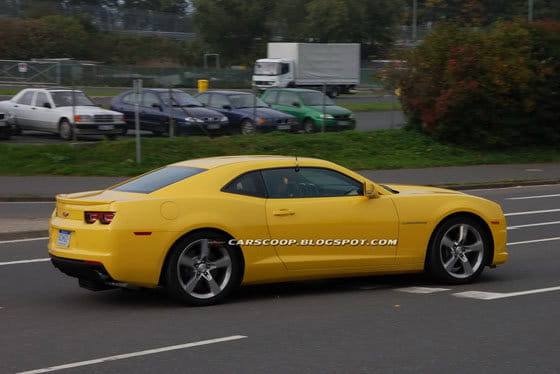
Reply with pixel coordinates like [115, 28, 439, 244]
[113, 166, 206, 193]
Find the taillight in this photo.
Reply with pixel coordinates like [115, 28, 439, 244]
[85, 211, 115, 224]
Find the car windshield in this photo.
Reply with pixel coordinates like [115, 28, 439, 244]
[254, 62, 280, 76]
[159, 91, 203, 107]
[299, 91, 335, 106]
[51, 91, 95, 107]
[229, 94, 268, 108]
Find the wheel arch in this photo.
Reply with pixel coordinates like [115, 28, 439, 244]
[158, 227, 245, 286]
[424, 211, 494, 270]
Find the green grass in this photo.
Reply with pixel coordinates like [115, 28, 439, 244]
[339, 102, 402, 111]
[2, 130, 560, 176]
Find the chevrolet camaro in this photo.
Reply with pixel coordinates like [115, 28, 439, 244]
[48, 156, 508, 305]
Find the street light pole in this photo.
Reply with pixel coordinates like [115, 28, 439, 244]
[412, 0, 418, 41]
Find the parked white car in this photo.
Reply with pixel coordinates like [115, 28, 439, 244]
[0, 111, 18, 140]
[0, 88, 127, 140]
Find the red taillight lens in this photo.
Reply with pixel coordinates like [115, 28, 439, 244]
[85, 211, 115, 224]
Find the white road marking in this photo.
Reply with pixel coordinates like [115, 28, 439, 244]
[0, 237, 49, 245]
[15, 335, 248, 374]
[507, 237, 560, 246]
[506, 194, 560, 200]
[396, 287, 450, 294]
[507, 221, 560, 230]
[453, 286, 560, 300]
[504, 208, 560, 216]
[0, 258, 50, 266]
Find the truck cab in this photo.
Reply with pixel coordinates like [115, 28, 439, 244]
[252, 58, 295, 91]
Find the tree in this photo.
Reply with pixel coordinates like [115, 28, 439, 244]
[192, 0, 274, 64]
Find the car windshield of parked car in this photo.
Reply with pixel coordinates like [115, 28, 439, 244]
[254, 62, 280, 76]
[51, 91, 95, 107]
[299, 92, 335, 106]
[229, 94, 268, 108]
[159, 92, 203, 107]
[113, 166, 206, 193]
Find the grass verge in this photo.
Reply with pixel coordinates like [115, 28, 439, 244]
[2, 130, 559, 176]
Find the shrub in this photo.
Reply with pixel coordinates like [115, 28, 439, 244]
[395, 20, 560, 147]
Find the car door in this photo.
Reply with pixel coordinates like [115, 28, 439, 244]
[263, 167, 399, 270]
[112, 92, 137, 127]
[141, 92, 166, 132]
[273, 91, 305, 122]
[11, 90, 36, 129]
[32, 91, 59, 132]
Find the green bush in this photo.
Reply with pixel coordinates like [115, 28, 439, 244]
[395, 20, 560, 147]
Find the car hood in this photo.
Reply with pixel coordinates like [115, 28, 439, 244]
[236, 107, 295, 119]
[170, 106, 224, 120]
[382, 184, 464, 195]
[308, 105, 352, 115]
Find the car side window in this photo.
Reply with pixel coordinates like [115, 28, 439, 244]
[122, 93, 139, 105]
[262, 167, 363, 198]
[263, 91, 278, 104]
[197, 93, 210, 105]
[211, 94, 230, 109]
[142, 92, 161, 108]
[17, 91, 35, 105]
[277, 92, 298, 106]
[222, 171, 266, 198]
[35, 92, 49, 107]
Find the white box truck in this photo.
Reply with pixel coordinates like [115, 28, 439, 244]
[252, 43, 360, 98]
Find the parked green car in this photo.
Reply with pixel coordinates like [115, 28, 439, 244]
[261, 88, 356, 133]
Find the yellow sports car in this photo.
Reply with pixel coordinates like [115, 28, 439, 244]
[48, 156, 508, 305]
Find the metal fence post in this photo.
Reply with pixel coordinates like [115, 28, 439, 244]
[134, 79, 142, 164]
[322, 83, 327, 133]
[168, 86, 174, 137]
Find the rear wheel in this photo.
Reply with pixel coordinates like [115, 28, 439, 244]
[426, 216, 490, 284]
[59, 119, 73, 141]
[165, 231, 243, 306]
[328, 86, 339, 98]
[105, 134, 117, 141]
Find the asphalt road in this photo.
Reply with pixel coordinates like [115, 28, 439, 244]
[1, 184, 560, 373]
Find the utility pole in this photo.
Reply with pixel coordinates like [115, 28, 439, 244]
[412, 0, 418, 41]
[528, 0, 534, 22]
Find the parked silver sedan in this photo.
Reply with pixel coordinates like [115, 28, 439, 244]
[0, 88, 127, 140]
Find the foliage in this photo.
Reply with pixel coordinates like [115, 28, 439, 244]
[395, 20, 560, 147]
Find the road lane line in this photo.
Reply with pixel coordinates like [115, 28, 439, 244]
[0, 258, 50, 266]
[507, 237, 560, 246]
[15, 335, 248, 374]
[453, 286, 560, 300]
[504, 208, 560, 216]
[507, 221, 560, 230]
[0, 237, 49, 245]
[506, 194, 560, 200]
[396, 287, 450, 294]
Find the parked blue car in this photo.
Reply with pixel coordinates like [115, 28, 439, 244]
[110, 89, 230, 136]
[194, 91, 298, 134]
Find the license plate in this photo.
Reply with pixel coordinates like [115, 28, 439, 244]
[57, 229, 71, 247]
[207, 124, 221, 130]
[98, 125, 114, 130]
[277, 125, 290, 130]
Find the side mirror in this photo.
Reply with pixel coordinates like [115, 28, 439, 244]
[364, 182, 378, 199]
[222, 104, 232, 110]
[151, 103, 163, 111]
[292, 102, 300, 108]
[43, 102, 52, 108]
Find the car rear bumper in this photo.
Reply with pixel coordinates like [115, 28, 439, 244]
[50, 254, 115, 282]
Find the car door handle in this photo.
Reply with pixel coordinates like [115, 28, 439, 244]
[273, 209, 295, 216]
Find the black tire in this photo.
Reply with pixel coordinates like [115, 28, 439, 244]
[165, 230, 243, 306]
[426, 216, 490, 284]
[152, 130, 164, 137]
[59, 119, 73, 141]
[120, 127, 128, 136]
[240, 119, 257, 135]
[105, 134, 118, 141]
[328, 86, 339, 98]
[302, 118, 315, 134]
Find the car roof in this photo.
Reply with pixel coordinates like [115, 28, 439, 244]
[172, 155, 329, 169]
[265, 88, 320, 93]
[200, 90, 252, 96]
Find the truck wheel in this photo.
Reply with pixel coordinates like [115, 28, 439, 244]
[303, 119, 315, 134]
[59, 119, 73, 141]
[328, 86, 339, 98]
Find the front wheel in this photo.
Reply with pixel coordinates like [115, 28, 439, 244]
[165, 231, 243, 306]
[240, 119, 257, 135]
[302, 118, 315, 134]
[426, 217, 490, 284]
[59, 119, 73, 141]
